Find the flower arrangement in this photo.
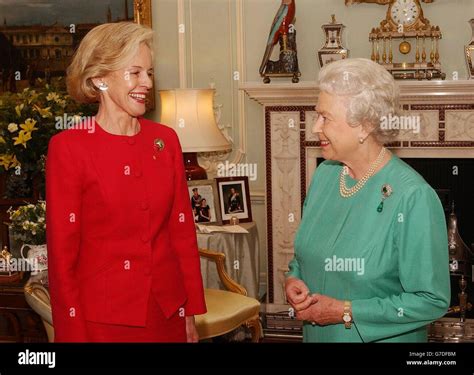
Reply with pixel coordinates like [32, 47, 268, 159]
[0, 78, 97, 198]
[7, 201, 46, 245]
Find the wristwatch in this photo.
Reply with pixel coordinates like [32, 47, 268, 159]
[343, 301, 352, 329]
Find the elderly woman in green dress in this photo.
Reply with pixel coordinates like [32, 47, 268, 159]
[286, 58, 450, 342]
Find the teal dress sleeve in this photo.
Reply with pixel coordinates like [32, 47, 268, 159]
[351, 185, 451, 342]
[287, 255, 302, 279]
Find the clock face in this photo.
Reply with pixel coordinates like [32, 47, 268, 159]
[390, 0, 420, 27]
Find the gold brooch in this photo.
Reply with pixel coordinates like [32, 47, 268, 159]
[154, 138, 165, 151]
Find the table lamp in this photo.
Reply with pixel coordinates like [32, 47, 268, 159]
[159, 88, 231, 180]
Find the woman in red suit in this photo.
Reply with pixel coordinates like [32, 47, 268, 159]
[46, 22, 206, 342]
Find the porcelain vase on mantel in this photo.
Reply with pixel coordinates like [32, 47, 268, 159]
[466, 19, 474, 79]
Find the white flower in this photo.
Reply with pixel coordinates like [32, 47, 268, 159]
[8, 123, 18, 132]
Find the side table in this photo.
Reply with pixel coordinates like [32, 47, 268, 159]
[197, 222, 260, 298]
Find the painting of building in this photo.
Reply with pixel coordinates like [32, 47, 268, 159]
[0, 0, 133, 93]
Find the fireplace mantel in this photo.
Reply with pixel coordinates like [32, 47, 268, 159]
[240, 80, 474, 105]
[240, 79, 474, 304]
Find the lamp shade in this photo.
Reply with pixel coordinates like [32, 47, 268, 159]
[159, 89, 231, 153]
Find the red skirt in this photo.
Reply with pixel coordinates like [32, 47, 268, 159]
[84, 294, 186, 343]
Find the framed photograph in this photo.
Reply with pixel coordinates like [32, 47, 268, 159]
[215, 177, 253, 225]
[187, 180, 222, 225]
[0, 0, 154, 110]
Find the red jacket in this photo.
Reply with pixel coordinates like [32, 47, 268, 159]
[46, 118, 206, 342]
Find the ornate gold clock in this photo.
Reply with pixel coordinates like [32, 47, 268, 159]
[346, 0, 445, 80]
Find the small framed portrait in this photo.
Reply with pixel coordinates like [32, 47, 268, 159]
[215, 177, 253, 225]
[187, 180, 222, 225]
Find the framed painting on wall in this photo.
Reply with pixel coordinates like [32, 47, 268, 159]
[0, 0, 154, 109]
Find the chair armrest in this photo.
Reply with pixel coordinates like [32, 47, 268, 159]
[198, 248, 248, 296]
[24, 282, 53, 325]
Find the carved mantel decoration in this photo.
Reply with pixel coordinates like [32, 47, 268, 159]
[241, 80, 474, 304]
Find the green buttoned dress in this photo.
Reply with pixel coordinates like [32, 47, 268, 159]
[287, 155, 450, 342]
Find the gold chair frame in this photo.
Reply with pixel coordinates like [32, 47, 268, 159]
[197, 248, 263, 342]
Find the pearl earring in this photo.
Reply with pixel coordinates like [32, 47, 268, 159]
[359, 137, 365, 144]
[98, 82, 109, 91]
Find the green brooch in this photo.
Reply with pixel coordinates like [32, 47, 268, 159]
[377, 184, 393, 213]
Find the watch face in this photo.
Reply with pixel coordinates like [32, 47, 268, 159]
[391, 0, 420, 27]
[343, 314, 351, 322]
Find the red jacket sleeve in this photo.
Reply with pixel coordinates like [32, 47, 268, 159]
[167, 130, 207, 316]
[46, 134, 88, 342]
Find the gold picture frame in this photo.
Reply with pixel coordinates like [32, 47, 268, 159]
[133, 0, 155, 111]
[134, 0, 152, 27]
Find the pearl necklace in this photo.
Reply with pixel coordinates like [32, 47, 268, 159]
[339, 147, 387, 198]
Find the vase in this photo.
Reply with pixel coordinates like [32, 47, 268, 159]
[466, 19, 474, 79]
[20, 244, 47, 276]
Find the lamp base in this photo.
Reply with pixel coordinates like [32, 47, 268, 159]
[183, 152, 208, 181]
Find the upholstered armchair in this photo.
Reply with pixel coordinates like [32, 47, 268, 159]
[195, 248, 262, 342]
[22, 248, 263, 343]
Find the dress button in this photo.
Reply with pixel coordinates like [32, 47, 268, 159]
[140, 202, 149, 210]
[127, 138, 136, 145]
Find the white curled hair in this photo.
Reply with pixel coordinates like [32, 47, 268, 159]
[318, 58, 400, 144]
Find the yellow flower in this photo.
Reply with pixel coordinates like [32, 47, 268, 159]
[0, 154, 18, 170]
[8, 123, 18, 133]
[0, 137, 5, 144]
[13, 130, 32, 148]
[20, 118, 38, 133]
[46, 92, 60, 102]
[15, 103, 24, 117]
[11, 155, 20, 168]
[33, 104, 52, 118]
[27, 92, 39, 105]
[56, 99, 66, 108]
[0, 154, 13, 169]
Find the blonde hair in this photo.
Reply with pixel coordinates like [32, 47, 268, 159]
[318, 58, 400, 144]
[67, 22, 154, 103]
